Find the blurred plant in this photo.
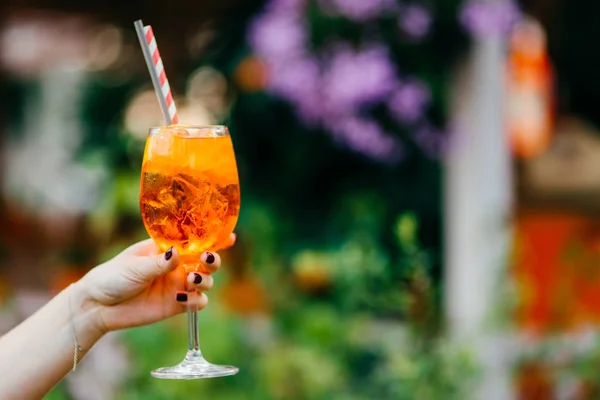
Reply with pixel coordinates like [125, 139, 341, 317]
[372, 337, 478, 400]
[112, 211, 478, 400]
[257, 341, 346, 399]
[247, 0, 468, 163]
[511, 329, 600, 399]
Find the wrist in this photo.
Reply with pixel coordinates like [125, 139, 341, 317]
[68, 281, 108, 346]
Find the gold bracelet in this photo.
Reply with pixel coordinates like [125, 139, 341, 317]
[68, 284, 87, 371]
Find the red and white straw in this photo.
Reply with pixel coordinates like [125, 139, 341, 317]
[134, 20, 180, 125]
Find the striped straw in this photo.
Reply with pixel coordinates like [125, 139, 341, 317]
[134, 20, 180, 125]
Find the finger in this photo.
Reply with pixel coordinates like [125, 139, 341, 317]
[200, 251, 221, 273]
[129, 246, 179, 282]
[121, 238, 160, 257]
[174, 291, 208, 310]
[221, 233, 237, 250]
[187, 272, 214, 292]
[173, 291, 188, 314]
[196, 292, 209, 310]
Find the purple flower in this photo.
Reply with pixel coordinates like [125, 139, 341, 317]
[318, 0, 395, 22]
[248, 13, 307, 63]
[460, 0, 521, 38]
[267, 57, 321, 117]
[413, 124, 448, 158]
[266, 0, 305, 13]
[399, 5, 432, 40]
[326, 115, 404, 163]
[322, 44, 397, 112]
[246, 0, 447, 163]
[388, 80, 431, 124]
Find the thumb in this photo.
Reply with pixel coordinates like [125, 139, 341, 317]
[130, 246, 179, 282]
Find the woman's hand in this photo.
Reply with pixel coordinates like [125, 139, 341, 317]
[0, 235, 237, 400]
[76, 234, 235, 334]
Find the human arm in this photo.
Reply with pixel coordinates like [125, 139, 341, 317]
[0, 236, 230, 400]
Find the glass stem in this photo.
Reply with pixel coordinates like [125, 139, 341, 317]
[186, 293, 201, 357]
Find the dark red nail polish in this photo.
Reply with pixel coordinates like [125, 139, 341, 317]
[176, 292, 187, 302]
[193, 273, 203, 284]
[165, 247, 173, 261]
[205, 252, 215, 264]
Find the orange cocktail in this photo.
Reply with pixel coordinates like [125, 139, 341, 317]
[140, 125, 240, 271]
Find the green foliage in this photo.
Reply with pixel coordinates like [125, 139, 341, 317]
[371, 339, 479, 400]
[45, 382, 72, 400]
[109, 210, 478, 399]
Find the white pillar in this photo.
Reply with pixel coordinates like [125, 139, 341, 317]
[445, 34, 514, 399]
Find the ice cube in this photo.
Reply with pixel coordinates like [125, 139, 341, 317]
[141, 200, 186, 242]
[170, 126, 191, 137]
[160, 221, 185, 242]
[219, 184, 240, 217]
[170, 174, 211, 214]
[156, 187, 178, 210]
[177, 173, 200, 186]
[142, 172, 169, 192]
[141, 200, 168, 224]
[151, 132, 175, 156]
[209, 189, 228, 220]
[180, 210, 203, 240]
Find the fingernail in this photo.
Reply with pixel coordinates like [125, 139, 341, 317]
[205, 252, 215, 264]
[193, 273, 203, 284]
[165, 247, 173, 261]
[175, 292, 187, 302]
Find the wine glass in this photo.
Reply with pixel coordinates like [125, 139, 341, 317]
[139, 125, 240, 379]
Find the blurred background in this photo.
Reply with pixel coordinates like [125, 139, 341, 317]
[0, 0, 598, 398]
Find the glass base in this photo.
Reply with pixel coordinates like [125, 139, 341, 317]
[151, 350, 239, 380]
